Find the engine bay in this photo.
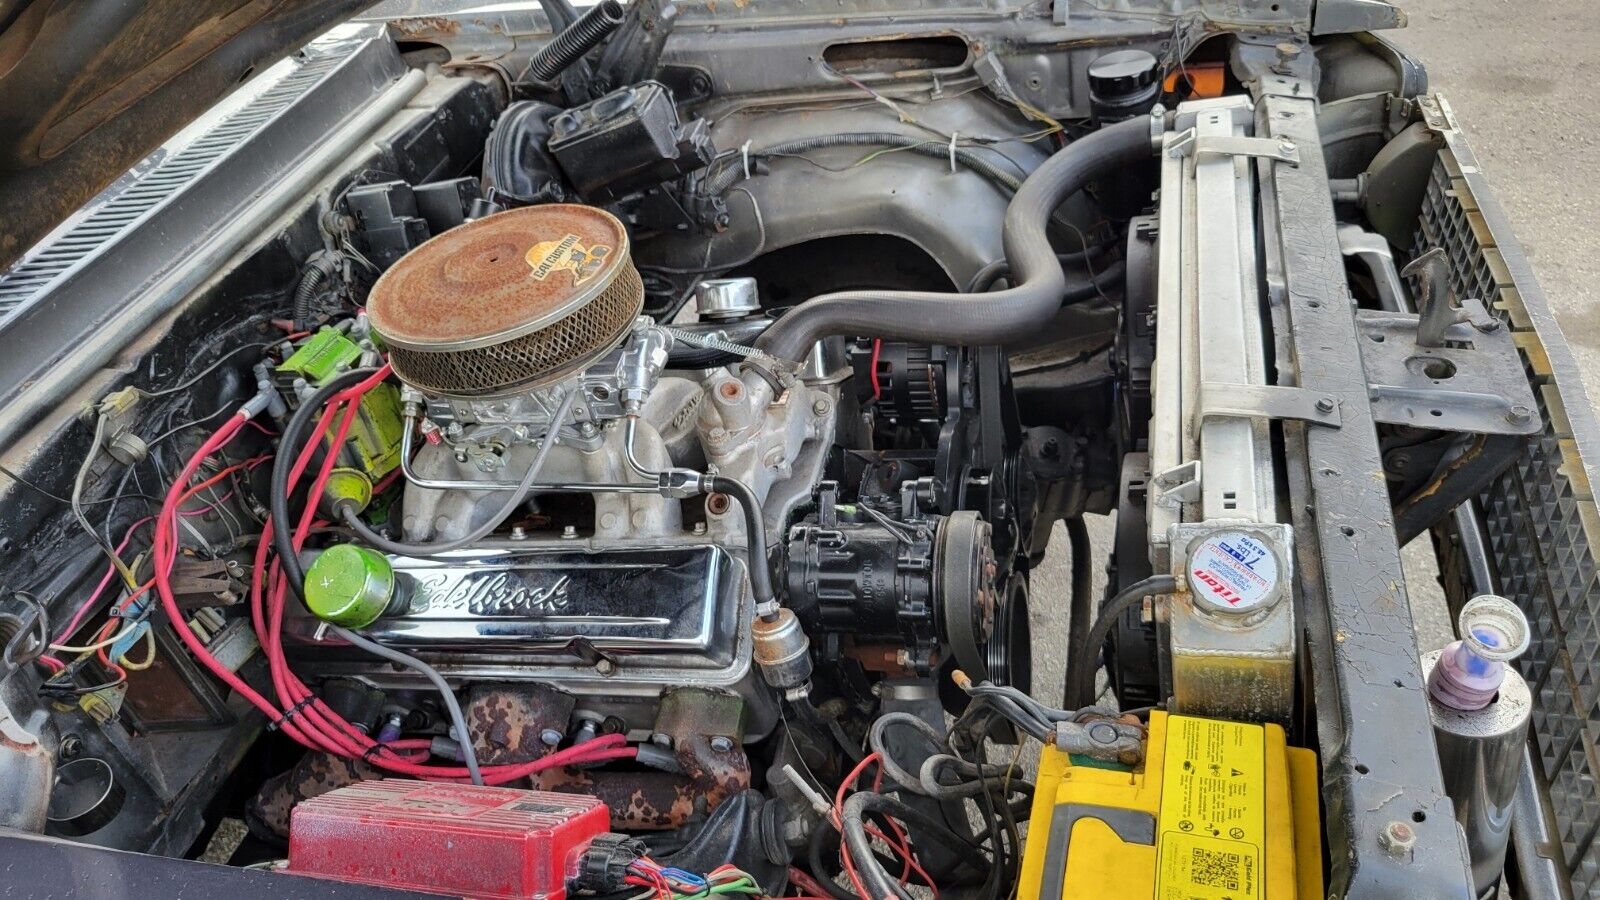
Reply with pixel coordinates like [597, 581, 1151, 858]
[0, 2, 1579, 897]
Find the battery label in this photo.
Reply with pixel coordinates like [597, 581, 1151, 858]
[1187, 532, 1278, 613]
[1155, 716, 1266, 900]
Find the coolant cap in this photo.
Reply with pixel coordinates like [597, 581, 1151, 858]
[304, 544, 396, 629]
[1185, 530, 1284, 615]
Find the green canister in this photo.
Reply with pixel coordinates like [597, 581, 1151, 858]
[303, 544, 403, 628]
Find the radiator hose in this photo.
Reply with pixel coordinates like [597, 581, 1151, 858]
[753, 117, 1155, 362]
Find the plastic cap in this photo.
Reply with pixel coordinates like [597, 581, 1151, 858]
[1458, 594, 1530, 664]
[1088, 49, 1159, 96]
[303, 544, 396, 628]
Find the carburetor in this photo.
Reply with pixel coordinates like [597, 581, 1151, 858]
[411, 316, 673, 464]
[363, 202, 699, 544]
[365, 202, 678, 460]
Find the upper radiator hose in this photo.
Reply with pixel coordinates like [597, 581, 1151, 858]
[754, 117, 1156, 362]
[523, 0, 625, 83]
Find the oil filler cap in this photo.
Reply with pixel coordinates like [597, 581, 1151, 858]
[1185, 530, 1283, 615]
[304, 544, 397, 628]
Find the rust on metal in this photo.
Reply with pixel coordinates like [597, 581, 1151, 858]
[367, 204, 631, 352]
[535, 689, 749, 830]
[843, 640, 916, 676]
[247, 751, 383, 840]
[388, 15, 463, 37]
[466, 683, 575, 765]
[538, 734, 750, 830]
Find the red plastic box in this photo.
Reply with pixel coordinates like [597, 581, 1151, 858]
[287, 780, 609, 899]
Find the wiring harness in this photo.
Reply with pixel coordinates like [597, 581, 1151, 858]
[780, 673, 1153, 900]
[30, 356, 635, 785]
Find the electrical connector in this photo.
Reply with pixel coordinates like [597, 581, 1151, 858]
[574, 832, 647, 893]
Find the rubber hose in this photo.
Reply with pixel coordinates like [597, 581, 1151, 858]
[963, 258, 1012, 295]
[913, 757, 991, 800]
[917, 754, 1036, 800]
[523, 0, 624, 82]
[754, 118, 1155, 362]
[291, 253, 340, 329]
[707, 475, 776, 609]
[966, 243, 1114, 293]
[840, 792, 991, 899]
[271, 369, 379, 595]
[1065, 574, 1177, 709]
[867, 711, 945, 796]
[968, 257, 1127, 304]
[339, 389, 577, 557]
[806, 827, 861, 900]
[805, 827, 910, 900]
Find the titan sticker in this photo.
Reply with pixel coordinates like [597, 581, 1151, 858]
[525, 233, 611, 286]
[1187, 531, 1279, 613]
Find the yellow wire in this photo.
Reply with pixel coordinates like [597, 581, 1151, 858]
[118, 627, 157, 671]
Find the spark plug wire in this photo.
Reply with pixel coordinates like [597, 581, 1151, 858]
[147, 364, 638, 782]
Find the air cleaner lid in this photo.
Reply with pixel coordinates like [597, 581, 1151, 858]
[366, 204, 631, 353]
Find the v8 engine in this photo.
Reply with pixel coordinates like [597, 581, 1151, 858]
[0, 4, 1582, 900]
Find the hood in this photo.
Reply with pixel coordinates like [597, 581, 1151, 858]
[0, 0, 371, 270]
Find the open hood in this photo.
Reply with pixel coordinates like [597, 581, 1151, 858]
[0, 0, 371, 270]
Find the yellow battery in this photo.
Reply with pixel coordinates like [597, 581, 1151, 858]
[1017, 712, 1322, 899]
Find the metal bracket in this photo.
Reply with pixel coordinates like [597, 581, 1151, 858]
[1198, 381, 1342, 427]
[1402, 248, 1501, 347]
[1312, 0, 1406, 35]
[1337, 225, 1409, 312]
[1151, 460, 1201, 508]
[1167, 129, 1301, 166]
[1355, 311, 1541, 436]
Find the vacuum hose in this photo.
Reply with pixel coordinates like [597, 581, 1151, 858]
[291, 252, 341, 330]
[754, 117, 1155, 362]
[707, 475, 777, 611]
